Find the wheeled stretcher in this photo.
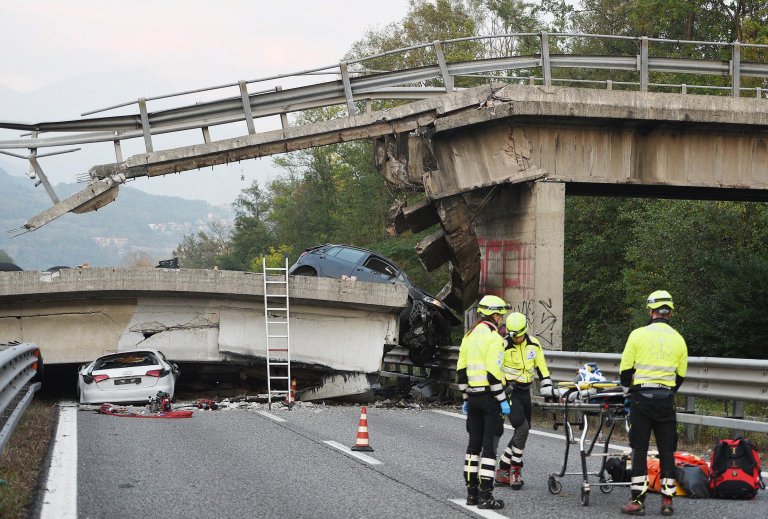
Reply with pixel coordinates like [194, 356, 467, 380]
[535, 382, 631, 506]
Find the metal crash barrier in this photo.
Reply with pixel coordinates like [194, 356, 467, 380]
[381, 345, 768, 434]
[0, 342, 43, 454]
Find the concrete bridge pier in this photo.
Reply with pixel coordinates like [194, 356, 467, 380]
[473, 181, 564, 350]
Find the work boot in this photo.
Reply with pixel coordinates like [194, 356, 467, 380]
[495, 468, 510, 485]
[510, 465, 524, 490]
[621, 499, 646, 516]
[466, 484, 479, 506]
[661, 496, 674, 516]
[477, 496, 504, 510]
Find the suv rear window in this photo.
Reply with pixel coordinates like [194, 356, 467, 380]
[333, 247, 366, 265]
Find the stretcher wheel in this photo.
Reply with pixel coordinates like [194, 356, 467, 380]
[580, 486, 590, 506]
[599, 480, 614, 493]
[547, 476, 562, 494]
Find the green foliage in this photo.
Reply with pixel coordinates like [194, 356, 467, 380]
[0, 249, 13, 263]
[346, 0, 485, 88]
[174, 222, 231, 269]
[563, 196, 640, 353]
[563, 197, 768, 359]
[218, 181, 276, 271]
[251, 245, 295, 272]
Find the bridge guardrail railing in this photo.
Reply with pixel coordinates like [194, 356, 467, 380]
[381, 345, 768, 434]
[0, 342, 43, 454]
[3, 32, 768, 157]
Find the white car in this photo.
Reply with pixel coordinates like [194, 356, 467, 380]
[77, 349, 180, 404]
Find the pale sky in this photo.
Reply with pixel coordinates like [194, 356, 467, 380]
[0, 0, 413, 205]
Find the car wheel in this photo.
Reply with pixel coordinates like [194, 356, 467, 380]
[292, 267, 317, 276]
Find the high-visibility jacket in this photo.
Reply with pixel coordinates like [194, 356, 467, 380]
[620, 319, 688, 390]
[457, 321, 506, 402]
[502, 334, 550, 385]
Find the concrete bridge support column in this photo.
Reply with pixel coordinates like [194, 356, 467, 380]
[474, 181, 564, 350]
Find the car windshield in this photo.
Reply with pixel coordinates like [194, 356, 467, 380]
[93, 352, 159, 370]
[395, 271, 413, 287]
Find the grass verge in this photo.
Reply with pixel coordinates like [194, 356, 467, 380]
[0, 400, 58, 519]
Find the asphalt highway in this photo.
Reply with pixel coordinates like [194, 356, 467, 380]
[40, 402, 768, 519]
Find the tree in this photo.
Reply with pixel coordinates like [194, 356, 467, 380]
[623, 199, 768, 358]
[174, 221, 232, 269]
[563, 196, 642, 352]
[0, 249, 14, 264]
[219, 181, 276, 271]
[346, 0, 485, 89]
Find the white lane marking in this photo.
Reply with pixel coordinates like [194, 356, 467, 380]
[40, 403, 78, 519]
[255, 410, 286, 422]
[323, 440, 382, 465]
[431, 409, 627, 451]
[448, 498, 508, 518]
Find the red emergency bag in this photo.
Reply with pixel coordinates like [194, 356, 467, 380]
[709, 437, 765, 499]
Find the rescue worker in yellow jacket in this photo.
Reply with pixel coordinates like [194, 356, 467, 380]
[620, 290, 688, 517]
[456, 295, 510, 510]
[494, 312, 557, 490]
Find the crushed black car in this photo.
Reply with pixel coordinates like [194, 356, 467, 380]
[288, 244, 460, 364]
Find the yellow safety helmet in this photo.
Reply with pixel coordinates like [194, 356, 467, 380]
[506, 312, 528, 337]
[477, 295, 509, 316]
[646, 290, 674, 311]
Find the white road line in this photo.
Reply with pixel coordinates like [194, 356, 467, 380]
[255, 410, 286, 422]
[431, 409, 628, 451]
[40, 403, 78, 519]
[448, 498, 508, 518]
[323, 440, 382, 465]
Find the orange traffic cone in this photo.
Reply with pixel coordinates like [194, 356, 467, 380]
[351, 406, 374, 452]
[284, 378, 297, 405]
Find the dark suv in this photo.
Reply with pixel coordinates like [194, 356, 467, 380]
[289, 244, 459, 364]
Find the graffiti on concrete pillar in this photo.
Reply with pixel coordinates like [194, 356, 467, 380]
[509, 298, 557, 348]
[477, 237, 532, 294]
[476, 236, 559, 348]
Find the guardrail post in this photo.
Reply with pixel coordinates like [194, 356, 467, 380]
[682, 84, 688, 94]
[732, 41, 741, 97]
[684, 396, 696, 441]
[732, 399, 744, 437]
[639, 37, 649, 92]
[757, 87, 763, 99]
[138, 98, 154, 152]
[540, 31, 551, 87]
[339, 61, 358, 116]
[275, 86, 289, 130]
[113, 137, 123, 162]
[606, 80, 613, 91]
[433, 41, 454, 93]
[239, 81, 256, 135]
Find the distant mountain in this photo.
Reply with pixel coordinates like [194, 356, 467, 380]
[0, 166, 233, 270]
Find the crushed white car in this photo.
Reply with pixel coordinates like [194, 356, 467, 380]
[77, 349, 179, 404]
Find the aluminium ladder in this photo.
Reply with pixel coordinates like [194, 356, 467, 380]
[263, 257, 291, 409]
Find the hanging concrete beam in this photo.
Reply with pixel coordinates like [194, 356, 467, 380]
[415, 230, 450, 272]
[402, 197, 440, 233]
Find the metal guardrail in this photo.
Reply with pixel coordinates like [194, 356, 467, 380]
[0, 342, 43, 454]
[2, 32, 768, 158]
[382, 346, 768, 434]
